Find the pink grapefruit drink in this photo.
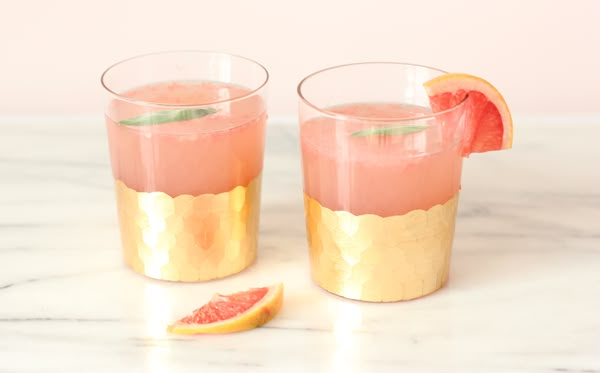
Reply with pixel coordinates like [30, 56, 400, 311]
[298, 63, 467, 302]
[106, 81, 266, 197]
[101, 52, 268, 282]
[301, 103, 462, 217]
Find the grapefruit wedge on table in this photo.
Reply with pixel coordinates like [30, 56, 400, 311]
[424, 73, 513, 156]
[168, 283, 284, 335]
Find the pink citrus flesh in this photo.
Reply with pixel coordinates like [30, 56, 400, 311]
[424, 73, 513, 156]
[167, 283, 284, 335]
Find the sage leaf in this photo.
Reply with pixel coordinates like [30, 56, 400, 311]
[350, 125, 427, 137]
[118, 108, 217, 126]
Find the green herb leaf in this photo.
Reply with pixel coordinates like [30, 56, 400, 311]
[350, 125, 428, 137]
[118, 108, 217, 126]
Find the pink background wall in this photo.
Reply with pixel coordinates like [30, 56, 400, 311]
[2, 0, 598, 117]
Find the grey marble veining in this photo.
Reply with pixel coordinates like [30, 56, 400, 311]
[0, 115, 599, 372]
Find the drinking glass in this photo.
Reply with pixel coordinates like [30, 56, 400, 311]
[101, 51, 268, 282]
[297, 62, 466, 301]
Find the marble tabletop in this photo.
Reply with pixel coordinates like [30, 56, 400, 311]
[0, 115, 599, 373]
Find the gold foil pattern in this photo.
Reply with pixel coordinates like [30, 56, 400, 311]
[304, 193, 459, 302]
[114, 176, 261, 282]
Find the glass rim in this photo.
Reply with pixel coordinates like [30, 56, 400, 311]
[100, 50, 269, 108]
[297, 61, 468, 123]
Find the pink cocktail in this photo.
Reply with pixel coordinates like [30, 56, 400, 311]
[298, 63, 467, 302]
[101, 52, 268, 282]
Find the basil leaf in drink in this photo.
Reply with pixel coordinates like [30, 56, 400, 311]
[350, 125, 428, 137]
[118, 108, 217, 126]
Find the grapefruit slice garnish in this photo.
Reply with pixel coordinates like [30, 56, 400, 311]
[424, 73, 513, 156]
[167, 283, 284, 335]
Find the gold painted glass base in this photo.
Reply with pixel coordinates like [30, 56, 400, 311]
[114, 175, 262, 282]
[304, 193, 459, 302]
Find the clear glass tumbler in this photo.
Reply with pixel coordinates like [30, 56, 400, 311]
[101, 51, 268, 282]
[297, 62, 467, 301]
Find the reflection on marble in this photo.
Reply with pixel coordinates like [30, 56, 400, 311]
[0, 115, 599, 372]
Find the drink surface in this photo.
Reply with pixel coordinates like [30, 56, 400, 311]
[300, 103, 462, 217]
[106, 81, 266, 196]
